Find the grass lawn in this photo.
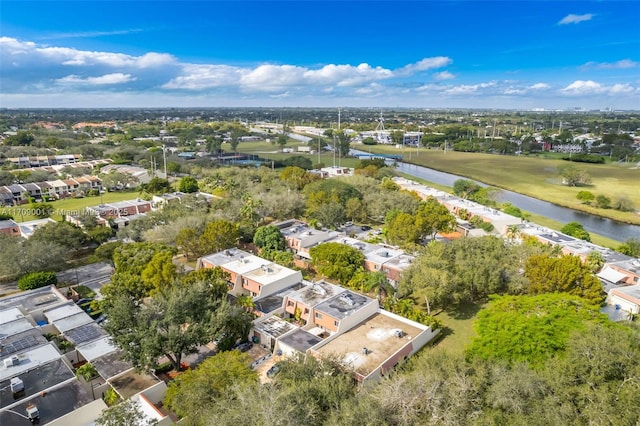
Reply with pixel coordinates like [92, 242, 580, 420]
[364, 145, 640, 225]
[430, 301, 486, 354]
[9, 190, 142, 222]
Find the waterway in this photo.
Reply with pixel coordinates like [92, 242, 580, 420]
[351, 149, 640, 242]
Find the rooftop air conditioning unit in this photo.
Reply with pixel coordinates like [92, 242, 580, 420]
[393, 329, 405, 338]
[26, 404, 40, 422]
[4, 356, 19, 368]
[10, 377, 24, 393]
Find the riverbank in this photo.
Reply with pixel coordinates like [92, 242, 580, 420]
[399, 172, 622, 249]
[365, 146, 640, 226]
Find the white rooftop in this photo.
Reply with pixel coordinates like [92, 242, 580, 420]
[53, 312, 94, 333]
[44, 303, 84, 322]
[0, 307, 25, 325]
[222, 255, 271, 276]
[0, 318, 34, 338]
[76, 336, 118, 361]
[365, 246, 405, 265]
[242, 263, 302, 286]
[0, 343, 61, 381]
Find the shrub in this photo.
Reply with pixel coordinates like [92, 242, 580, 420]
[595, 194, 611, 209]
[18, 271, 58, 291]
[612, 195, 635, 212]
[76, 363, 99, 381]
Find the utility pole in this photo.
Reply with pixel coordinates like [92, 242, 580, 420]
[162, 144, 168, 178]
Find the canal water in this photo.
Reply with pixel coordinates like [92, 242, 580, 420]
[351, 150, 640, 242]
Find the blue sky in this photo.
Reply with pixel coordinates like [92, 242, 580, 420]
[1, 1, 639, 109]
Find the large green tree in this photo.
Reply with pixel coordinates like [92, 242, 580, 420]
[524, 254, 604, 304]
[103, 279, 242, 372]
[253, 225, 286, 252]
[310, 242, 365, 284]
[164, 351, 257, 423]
[468, 293, 607, 367]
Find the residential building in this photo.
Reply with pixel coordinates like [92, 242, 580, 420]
[0, 286, 171, 425]
[0, 219, 21, 237]
[311, 310, 439, 382]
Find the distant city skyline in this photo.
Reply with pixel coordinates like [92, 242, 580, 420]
[1, 1, 639, 110]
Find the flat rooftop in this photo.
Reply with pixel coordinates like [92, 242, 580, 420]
[366, 247, 405, 265]
[198, 248, 253, 268]
[279, 328, 323, 353]
[287, 281, 343, 307]
[63, 322, 107, 346]
[0, 379, 92, 426]
[0, 286, 66, 314]
[314, 291, 374, 320]
[0, 318, 33, 339]
[43, 303, 84, 323]
[109, 370, 161, 399]
[222, 255, 271, 276]
[0, 329, 47, 356]
[76, 336, 118, 362]
[0, 343, 61, 381]
[52, 312, 94, 333]
[0, 358, 74, 409]
[611, 259, 640, 275]
[315, 312, 424, 376]
[0, 307, 26, 325]
[383, 254, 415, 271]
[326, 236, 375, 255]
[611, 284, 640, 303]
[242, 263, 301, 285]
[253, 316, 297, 339]
[91, 351, 133, 380]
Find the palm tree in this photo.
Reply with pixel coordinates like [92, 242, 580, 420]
[365, 271, 395, 304]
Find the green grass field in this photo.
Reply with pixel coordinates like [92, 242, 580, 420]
[430, 302, 485, 353]
[7, 190, 141, 222]
[365, 145, 640, 225]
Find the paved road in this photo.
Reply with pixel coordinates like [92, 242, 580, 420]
[0, 262, 113, 298]
[57, 262, 114, 299]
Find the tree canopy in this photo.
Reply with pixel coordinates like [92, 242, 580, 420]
[524, 254, 604, 304]
[103, 278, 249, 372]
[310, 242, 365, 284]
[468, 293, 607, 367]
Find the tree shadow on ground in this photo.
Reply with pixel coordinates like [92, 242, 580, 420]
[443, 301, 484, 320]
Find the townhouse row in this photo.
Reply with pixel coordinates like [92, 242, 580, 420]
[197, 248, 440, 383]
[0, 176, 103, 206]
[0, 286, 169, 426]
[392, 176, 640, 318]
[275, 219, 414, 286]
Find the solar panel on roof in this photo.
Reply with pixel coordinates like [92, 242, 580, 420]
[2, 335, 40, 355]
[65, 324, 104, 344]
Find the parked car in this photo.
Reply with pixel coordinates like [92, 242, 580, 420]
[360, 225, 372, 231]
[234, 342, 253, 353]
[267, 363, 282, 378]
[75, 298, 93, 306]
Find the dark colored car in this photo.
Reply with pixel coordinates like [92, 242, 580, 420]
[360, 225, 372, 231]
[76, 298, 93, 306]
[267, 363, 281, 378]
[234, 342, 253, 352]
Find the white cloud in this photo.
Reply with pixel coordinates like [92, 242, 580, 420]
[580, 59, 638, 70]
[162, 64, 244, 89]
[40, 29, 143, 40]
[558, 14, 594, 25]
[530, 83, 550, 90]
[1, 37, 175, 68]
[560, 80, 636, 96]
[445, 81, 497, 95]
[396, 57, 452, 76]
[56, 73, 135, 85]
[433, 71, 455, 81]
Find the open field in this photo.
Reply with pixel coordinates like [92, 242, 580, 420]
[430, 302, 485, 354]
[6, 190, 141, 222]
[364, 145, 640, 225]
